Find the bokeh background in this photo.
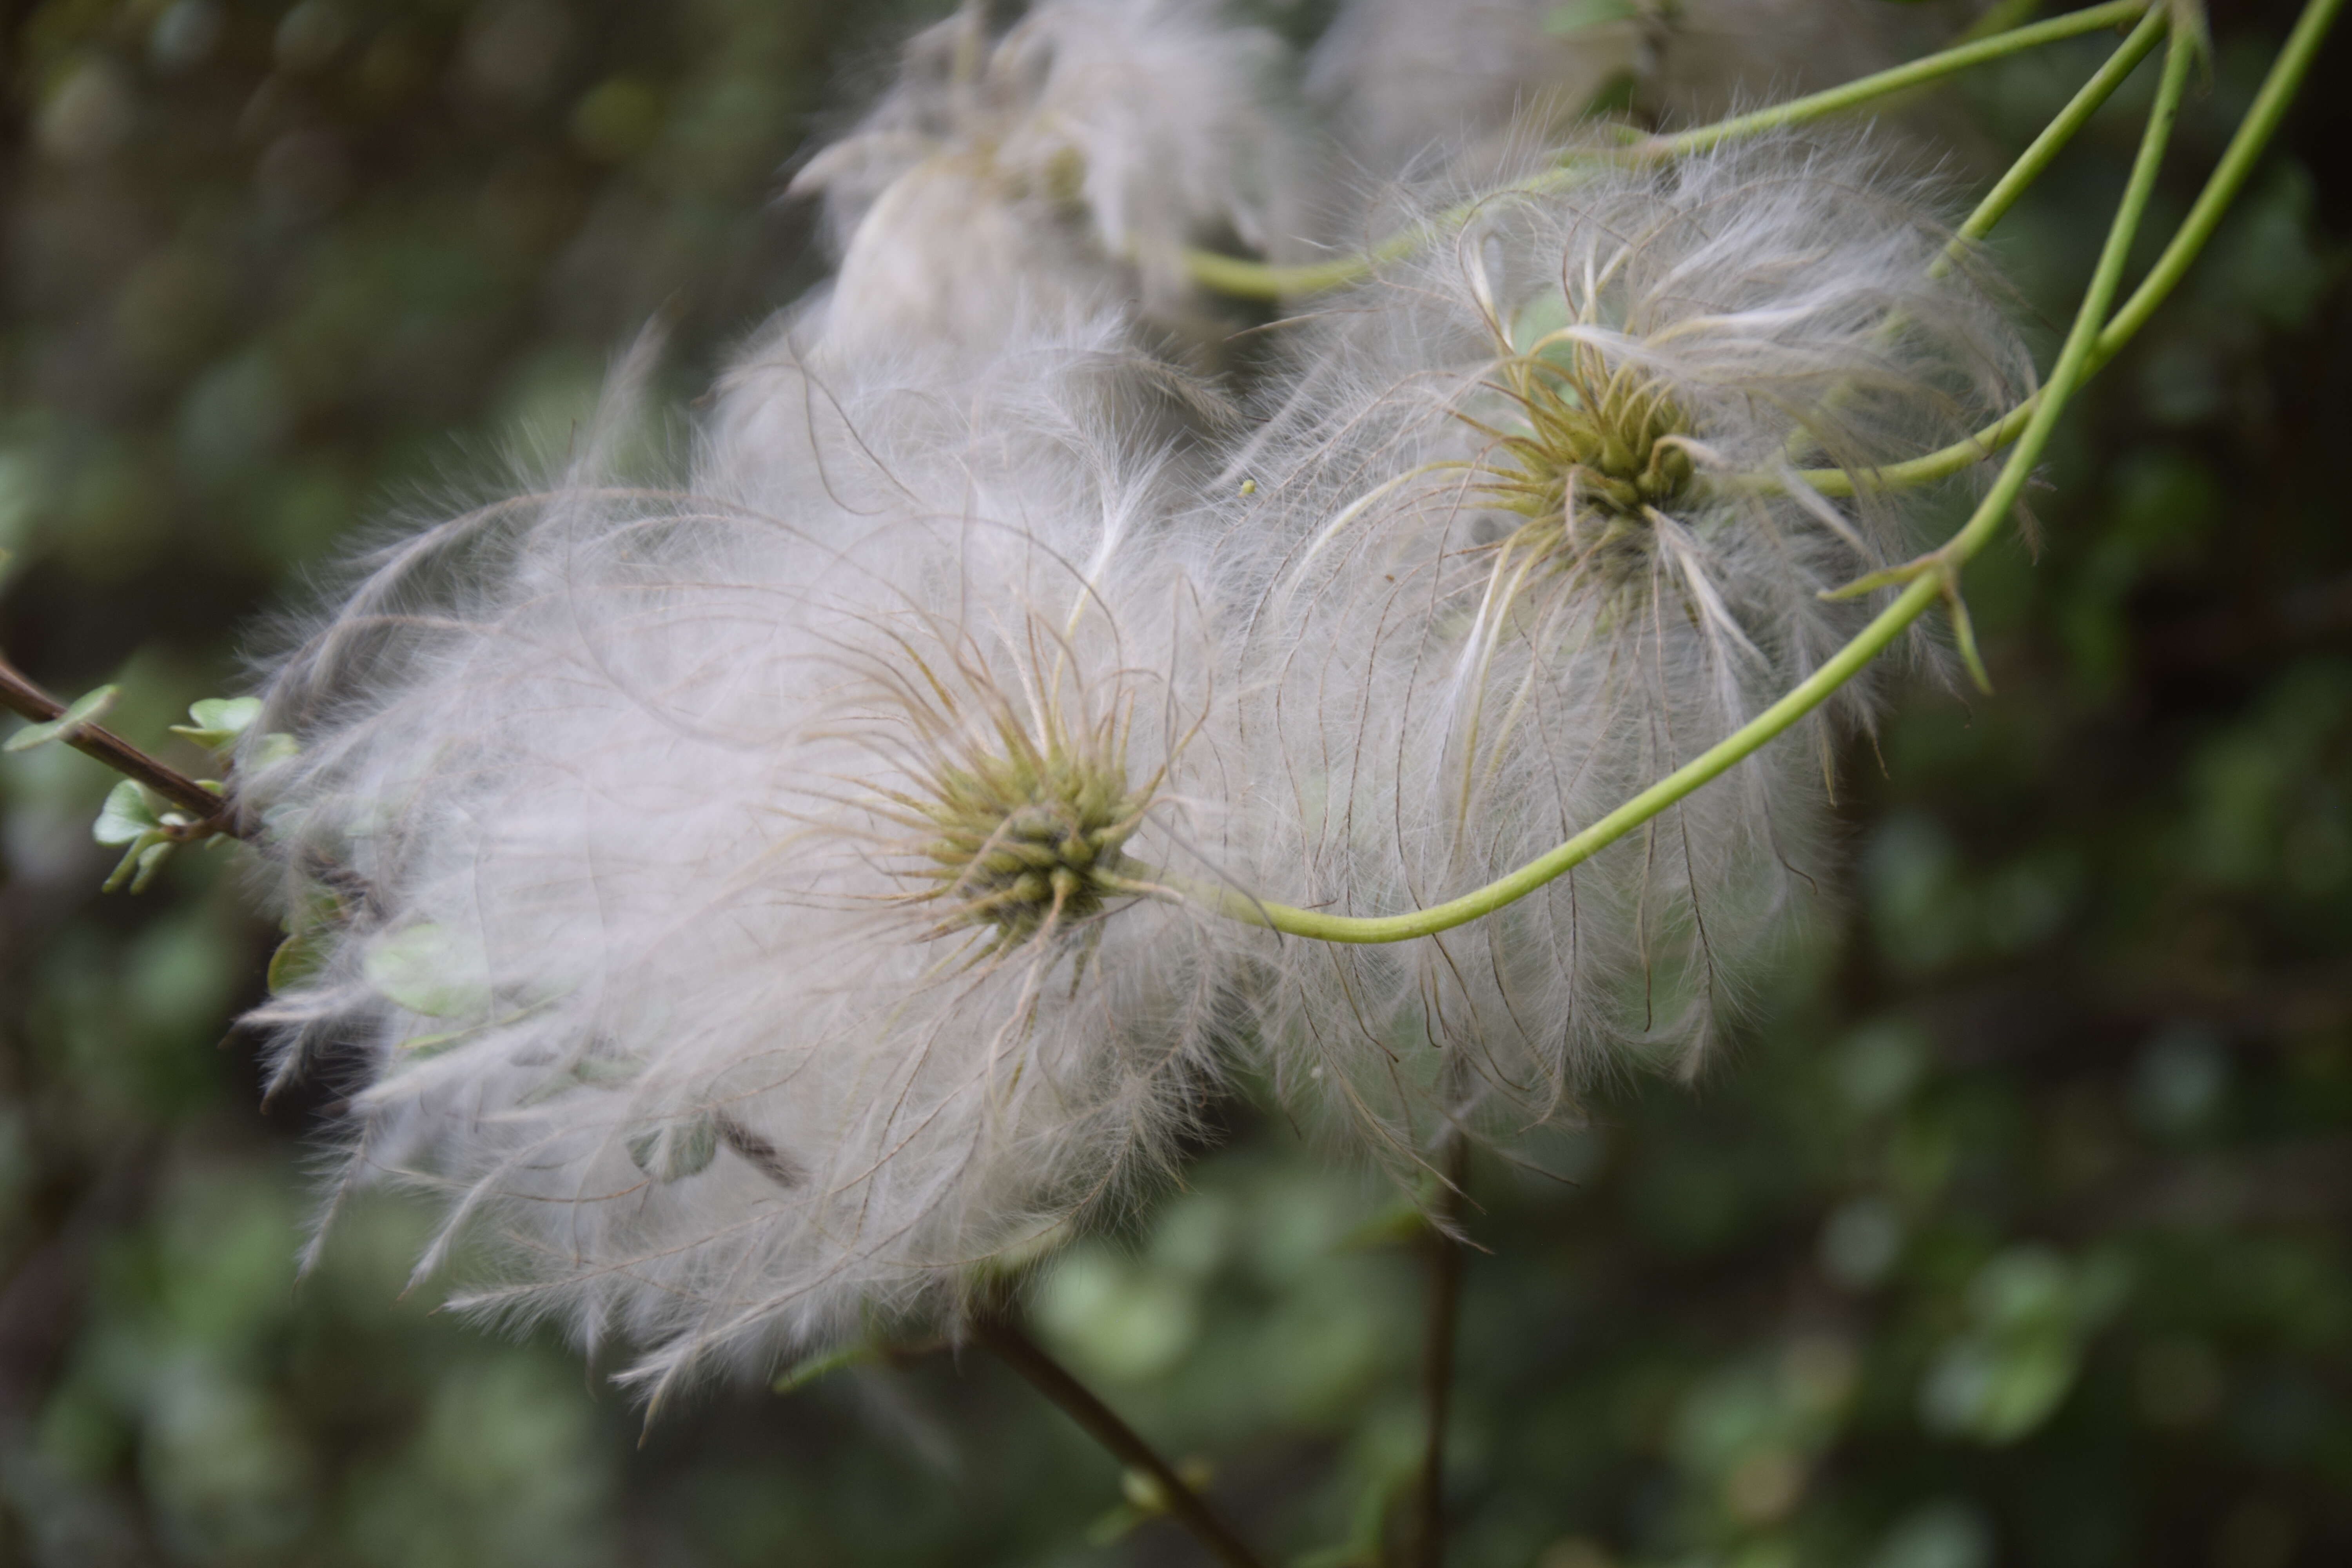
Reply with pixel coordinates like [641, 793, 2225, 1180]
[4, 1, 2351, 1564]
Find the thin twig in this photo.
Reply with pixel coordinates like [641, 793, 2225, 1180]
[968, 1309, 1267, 1568]
[0, 652, 242, 835]
[1409, 1133, 1473, 1568]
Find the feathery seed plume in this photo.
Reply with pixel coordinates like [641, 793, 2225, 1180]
[1221, 133, 2028, 1166]
[790, 0, 1308, 354]
[241, 323, 1256, 1401]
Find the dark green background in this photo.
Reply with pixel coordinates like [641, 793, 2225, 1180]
[4, 2, 2349, 1563]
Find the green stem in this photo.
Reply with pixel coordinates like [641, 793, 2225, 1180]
[1945, 2, 2170, 264]
[1804, 0, 2340, 497]
[1648, 0, 2149, 156]
[1182, 0, 2151, 300]
[1202, 19, 2218, 949]
[1782, 5, 2164, 467]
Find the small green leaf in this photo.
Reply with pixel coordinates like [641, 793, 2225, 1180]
[93, 782, 191, 893]
[102, 835, 176, 894]
[252, 731, 301, 768]
[626, 1114, 721, 1183]
[363, 923, 492, 1018]
[5, 684, 119, 753]
[94, 780, 165, 845]
[1546, 0, 1640, 31]
[572, 1055, 640, 1088]
[169, 696, 263, 750]
[267, 927, 333, 992]
[268, 886, 348, 991]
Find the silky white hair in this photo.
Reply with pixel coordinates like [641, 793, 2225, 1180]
[791, 0, 1309, 352]
[708, 0, 1304, 514]
[241, 320, 1263, 1401]
[1216, 132, 2029, 1171]
[1308, 0, 1970, 183]
[703, 291, 1233, 535]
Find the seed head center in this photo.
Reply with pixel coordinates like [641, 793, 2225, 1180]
[1490, 341, 1695, 531]
[917, 744, 1141, 953]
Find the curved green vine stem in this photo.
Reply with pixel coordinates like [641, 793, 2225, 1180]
[1192, 8, 2288, 949]
[1801, 0, 2335, 498]
[1649, 0, 2148, 156]
[1777, 4, 2165, 472]
[1181, 0, 2151, 301]
[1941, 3, 2169, 269]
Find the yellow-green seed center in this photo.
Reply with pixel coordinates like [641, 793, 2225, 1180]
[1474, 339, 1696, 537]
[916, 746, 1141, 954]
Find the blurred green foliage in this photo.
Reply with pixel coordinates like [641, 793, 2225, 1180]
[4, 1, 2351, 1565]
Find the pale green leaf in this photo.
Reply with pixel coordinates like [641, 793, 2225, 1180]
[102, 835, 176, 894]
[93, 780, 165, 846]
[169, 696, 263, 750]
[5, 684, 120, 753]
[363, 923, 492, 1018]
[571, 1055, 641, 1088]
[267, 925, 335, 993]
[626, 1114, 720, 1183]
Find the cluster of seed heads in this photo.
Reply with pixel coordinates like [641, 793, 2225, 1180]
[212, 0, 2071, 1404]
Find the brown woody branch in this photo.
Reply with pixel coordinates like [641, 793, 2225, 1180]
[968, 1309, 1266, 1568]
[0, 652, 243, 837]
[1408, 1132, 1473, 1568]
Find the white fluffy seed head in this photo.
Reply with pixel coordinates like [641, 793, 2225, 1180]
[792, 0, 1309, 354]
[1307, 0, 1962, 182]
[240, 326, 1261, 1402]
[1218, 132, 2029, 1164]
